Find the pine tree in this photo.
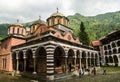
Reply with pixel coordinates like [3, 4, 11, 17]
[79, 22, 90, 45]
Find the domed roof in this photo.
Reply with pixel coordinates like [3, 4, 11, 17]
[13, 23, 24, 27]
[11, 19, 24, 27]
[51, 11, 64, 16]
[33, 17, 47, 25]
[51, 12, 64, 17]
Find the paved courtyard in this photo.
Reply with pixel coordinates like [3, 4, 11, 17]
[0, 67, 120, 82]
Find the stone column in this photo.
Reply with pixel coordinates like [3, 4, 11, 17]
[33, 50, 37, 74]
[74, 52, 77, 70]
[85, 52, 88, 69]
[97, 53, 100, 66]
[64, 50, 68, 73]
[16, 51, 20, 74]
[46, 47, 54, 81]
[93, 53, 96, 66]
[24, 58, 26, 72]
[23, 50, 26, 72]
[89, 52, 92, 66]
[79, 51, 82, 69]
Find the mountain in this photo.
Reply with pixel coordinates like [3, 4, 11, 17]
[68, 11, 120, 41]
[0, 24, 10, 40]
[1, 11, 120, 41]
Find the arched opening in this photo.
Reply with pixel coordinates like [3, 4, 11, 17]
[113, 48, 117, 54]
[108, 45, 111, 49]
[12, 52, 17, 70]
[91, 53, 94, 66]
[95, 54, 98, 66]
[26, 49, 34, 72]
[105, 56, 109, 65]
[118, 48, 120, 53]
[88, 52, 91, 66]
[104, 46, 107, 50]
[36, 47, 47, 74]
[113, 55, 118, 66]
[112, 42, 116, 48]
[54, 46, 65, 74]
[109, 50, 112, 55]
[99, 53, 102, 66]
[109, 56, 113, 64]
[117, 41, 120, 46]
[67, 49, 74, 72]
[81, 51, 86, 68]
[105, 51, 108, 55]
[18, 51, 24, 72]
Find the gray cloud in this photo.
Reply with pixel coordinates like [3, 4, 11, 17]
[0, 0, 120, 23]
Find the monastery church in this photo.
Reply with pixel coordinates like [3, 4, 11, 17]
[0, 10, 99, 81]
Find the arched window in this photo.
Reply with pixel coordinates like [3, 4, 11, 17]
[104, 46, 107, 50]
[21, 29, 24, 35]
[52, 18, 54, 25]
[17, 28, 19, 34]
[13, 27, 15, 34]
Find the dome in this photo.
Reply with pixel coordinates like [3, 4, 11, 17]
[51, 12, 64, 17]
[33, 19, 47, 26]
[13, 23, 24, 27]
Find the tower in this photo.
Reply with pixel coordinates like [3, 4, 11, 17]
[47, 8, 73, 33]
[8, 20, 26, 36]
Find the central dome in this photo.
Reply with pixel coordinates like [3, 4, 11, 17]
[51, 12, 64, 17]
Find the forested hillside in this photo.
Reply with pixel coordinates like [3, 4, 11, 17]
[0, 11, 120, 41]
[68, 11, 120, 41]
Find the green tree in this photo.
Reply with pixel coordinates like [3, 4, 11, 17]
[79, 22, 90, 45]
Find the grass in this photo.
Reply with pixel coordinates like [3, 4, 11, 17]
[0, 72, 31, 82]
[0, 67, 120, 82]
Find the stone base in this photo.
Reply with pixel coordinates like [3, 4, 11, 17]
[16, 71, 20, 74]
[47, 75, 54, 81]
[33, 72, 37, 74]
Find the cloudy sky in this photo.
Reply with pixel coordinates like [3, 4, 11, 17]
[0, 0, 120, 23]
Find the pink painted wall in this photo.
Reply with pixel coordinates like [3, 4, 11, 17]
[0, 37, 26, 71]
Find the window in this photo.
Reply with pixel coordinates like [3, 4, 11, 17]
[13, 27, 15, 34]
[52, 18, 54, 25]
[21, 29, 24, 35]
[2, 58, 7, 69]
[58, 18, 60, 24]
[17, 28, 19, 34]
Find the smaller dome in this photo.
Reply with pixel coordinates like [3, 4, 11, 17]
[33, 19, 47, 26]
[13, 23, 24, 27]
[51, 12, 64, 17]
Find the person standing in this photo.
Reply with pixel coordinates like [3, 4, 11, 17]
[93, 67, 96, 75]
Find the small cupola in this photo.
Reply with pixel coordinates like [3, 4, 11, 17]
[30, 16, 47, 34]
[8, 20, 26, 36]
[47, 8, 69, 27]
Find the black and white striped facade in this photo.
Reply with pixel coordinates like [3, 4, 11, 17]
[99, 30, 120, 67]
[12, 33, 99, 81]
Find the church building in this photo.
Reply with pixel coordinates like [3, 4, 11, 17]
[0, 10, 99, 81]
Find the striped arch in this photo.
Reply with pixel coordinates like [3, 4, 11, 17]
[76, 50, 80, 67]
[12, 52, 17, 70]
[67, 49, 75, 72]
[18, 50, 24, 72]
[113, 55, 118, 66]
[54, 46, 65, 74]
[105, 56, 109, 65]
[81, 51, 86, 67]
[25, 48, 34, 72]
[36, 46, 47, 74]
